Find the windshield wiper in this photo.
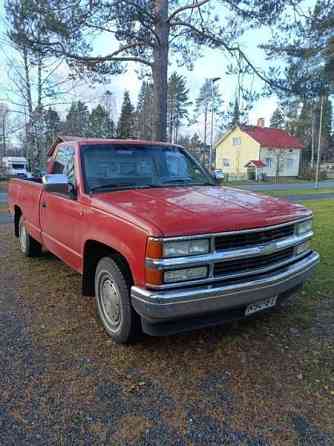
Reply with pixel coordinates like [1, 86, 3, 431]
[90, 183, 158, 193]
[160, 178, 193, 185]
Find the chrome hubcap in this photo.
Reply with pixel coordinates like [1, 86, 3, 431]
[19, 223, 27, 252]
[100, 277, 121, 329]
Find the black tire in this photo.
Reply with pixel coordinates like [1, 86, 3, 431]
[95, 256, 140, 344]
[18, 216, 42, 257]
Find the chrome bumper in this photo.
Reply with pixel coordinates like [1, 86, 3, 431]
[131, 251, 319, 322]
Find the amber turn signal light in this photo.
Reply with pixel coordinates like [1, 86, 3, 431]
[145, 267, 163, 286]
[146, 238, 163, 259]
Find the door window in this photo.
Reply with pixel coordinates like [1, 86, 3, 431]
[54, 146, 76, 185]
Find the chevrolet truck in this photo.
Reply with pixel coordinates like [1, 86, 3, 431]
[8, 137, 320, 343]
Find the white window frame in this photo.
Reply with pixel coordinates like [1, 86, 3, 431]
[265, 157, 273, 169]
[232, 137, 241, 146]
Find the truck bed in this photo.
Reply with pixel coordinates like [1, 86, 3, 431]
[8, 177, 44, 243]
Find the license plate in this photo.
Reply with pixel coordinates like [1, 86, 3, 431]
[245, 296, 278, 316]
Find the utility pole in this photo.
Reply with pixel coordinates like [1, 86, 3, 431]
[209, 77, 221, 172]
[315, 94, 324, 189]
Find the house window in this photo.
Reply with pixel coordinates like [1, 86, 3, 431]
[287, 158, 294, 169]
[232, 137, 241, 146]
[223, 158, 231, 167]
[265, 157, 273, 168]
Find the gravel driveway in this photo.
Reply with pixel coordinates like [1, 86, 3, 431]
[1, 223, 333, 445]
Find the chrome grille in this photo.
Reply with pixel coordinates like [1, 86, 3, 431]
[214, 247, 294, 276]
[215, 224, 295, 251]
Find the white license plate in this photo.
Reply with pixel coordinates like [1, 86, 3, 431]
[245, 296, 278, 316]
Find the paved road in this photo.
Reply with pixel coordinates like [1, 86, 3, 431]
[237, 180, 334, 191]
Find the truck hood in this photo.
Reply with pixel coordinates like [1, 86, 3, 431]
[91, 186, 311, 237]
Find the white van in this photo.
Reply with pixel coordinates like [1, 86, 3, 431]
[2, 157, 30, 178]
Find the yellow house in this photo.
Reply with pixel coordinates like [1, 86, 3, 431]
[215, 120, 304, 179]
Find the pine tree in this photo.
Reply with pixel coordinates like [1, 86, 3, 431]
[88, 104, 114, 138]
[270, 108, 285, 129]
[135, 82, 154, 140]
[44, 108, 61, 146]
[117, 91, 135, 139]
[230, 98, 240, 127]
[167, 72, 191, 144]
[12, 0, 294, 142]
[64, 101, 90, 136]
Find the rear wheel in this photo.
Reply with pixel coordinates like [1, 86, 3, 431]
[19, 216, 42, 257]
[95, 257, 140, 344]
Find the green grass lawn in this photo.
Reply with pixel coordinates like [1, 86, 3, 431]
[226, 178, 313, 186]
[261, 188, 334, 197]
[303, 200, 334, 297]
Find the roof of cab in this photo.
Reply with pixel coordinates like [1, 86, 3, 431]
[47, 135, 181, 157]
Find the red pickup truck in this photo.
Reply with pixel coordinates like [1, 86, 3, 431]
[8, 137, 319, 343]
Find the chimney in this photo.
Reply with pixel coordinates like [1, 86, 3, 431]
[257, 118, 265, 128]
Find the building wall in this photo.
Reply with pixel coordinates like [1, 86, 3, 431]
[215, 127, 260, 175]
[259, 147, 301, 177]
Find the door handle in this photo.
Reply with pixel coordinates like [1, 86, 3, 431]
[41, 202, 47, 208]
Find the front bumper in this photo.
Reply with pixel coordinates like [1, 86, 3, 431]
[131, 251, 319, 332]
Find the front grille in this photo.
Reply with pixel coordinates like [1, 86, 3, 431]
[214, 247, 294, 276]
[215, 224, 295, 251]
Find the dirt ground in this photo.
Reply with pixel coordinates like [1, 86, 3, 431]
[0, 205, 333, 445]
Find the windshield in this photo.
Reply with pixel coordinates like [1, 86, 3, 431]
[81, 144, 214, 192]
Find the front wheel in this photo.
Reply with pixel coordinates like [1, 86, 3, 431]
[19, 216, 42, 257]
[95, 257, 140, 344]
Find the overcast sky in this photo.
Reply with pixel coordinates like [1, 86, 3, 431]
[0, 0, 315, 140]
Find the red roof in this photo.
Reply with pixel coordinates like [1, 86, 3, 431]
[241, 126, 304, 149]
[245, 160, 266, 168]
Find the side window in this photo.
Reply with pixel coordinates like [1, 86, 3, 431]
[287, 158, 294, 169]
[54, 146, 76, 185]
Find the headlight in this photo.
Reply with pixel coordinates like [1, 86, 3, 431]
[164, 266, 208, 283]
[296, 219, 313, 236]
[163, 239, 209, 258]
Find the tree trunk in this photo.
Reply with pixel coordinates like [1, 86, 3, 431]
[152, 0, 169, 142]
[204, 106, 208, 146]
[37, 56, 42, 110]
[23, 46, 36, 171]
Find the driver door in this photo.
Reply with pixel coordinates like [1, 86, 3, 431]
[40, 145, 83, 272]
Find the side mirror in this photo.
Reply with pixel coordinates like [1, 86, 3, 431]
[42, 174, 69, 194]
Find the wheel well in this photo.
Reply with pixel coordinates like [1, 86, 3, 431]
[82, 240, 134, 297]
[14, 206, 22, 237]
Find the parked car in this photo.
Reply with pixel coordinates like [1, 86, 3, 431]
[8, 137, 320, 343]
[1, 156, 31, 178]
[214, 169, 225, 180]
